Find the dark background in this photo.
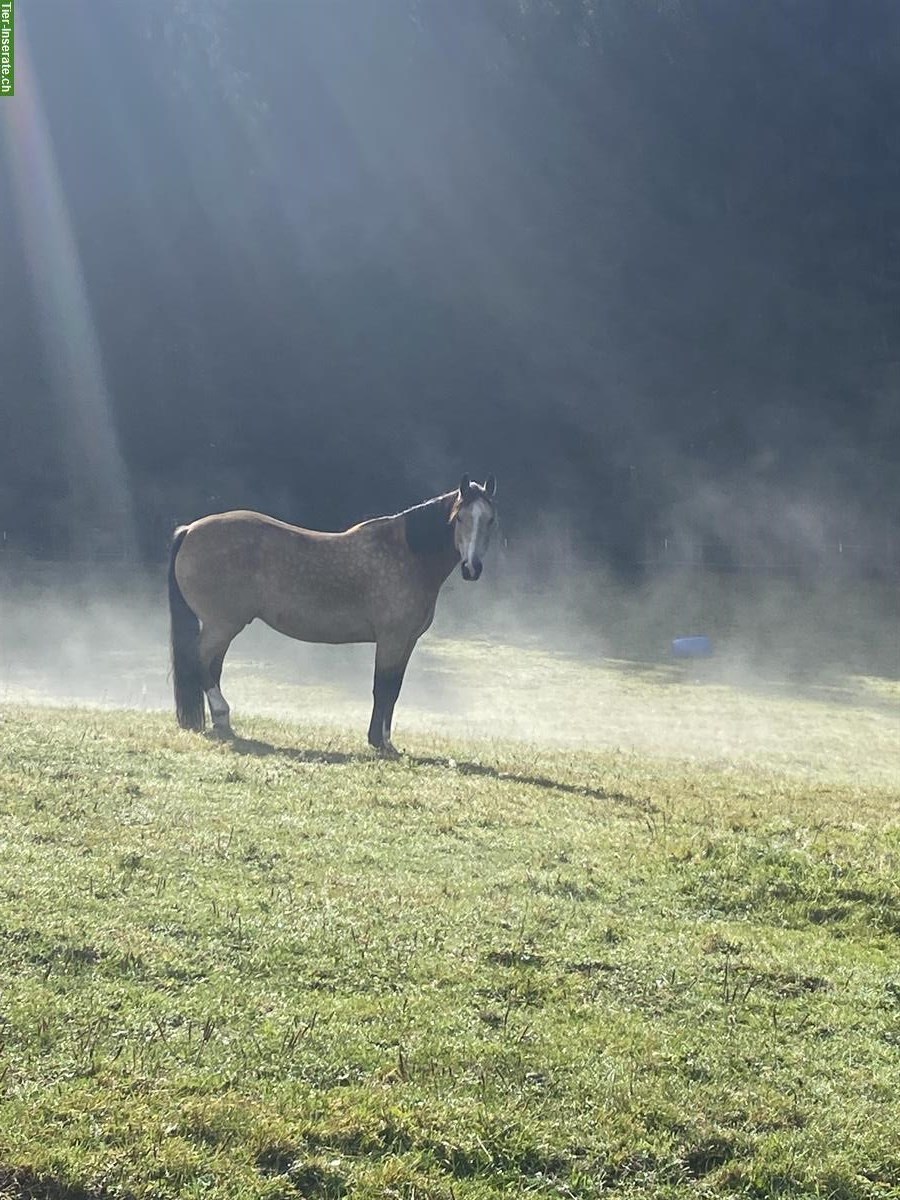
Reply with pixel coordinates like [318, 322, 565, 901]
[2, 0, 898, 575]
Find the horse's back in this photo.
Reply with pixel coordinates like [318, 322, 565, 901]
[187, 509, 322, 541]
[179, 509, 346, 568]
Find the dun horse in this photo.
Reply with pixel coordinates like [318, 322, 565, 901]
[168, 475, 498, 753]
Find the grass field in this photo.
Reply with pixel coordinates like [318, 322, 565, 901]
[0, 640, 899, 1199]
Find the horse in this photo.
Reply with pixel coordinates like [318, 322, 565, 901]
[167, 475, 498, 754]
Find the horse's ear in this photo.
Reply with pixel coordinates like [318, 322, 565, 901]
[485, 474, 497, 498]
[459, 474, 472, 499]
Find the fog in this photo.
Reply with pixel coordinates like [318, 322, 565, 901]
[1, 539, 896, 787]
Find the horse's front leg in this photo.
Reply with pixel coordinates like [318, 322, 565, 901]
[368, 639, 415, 756]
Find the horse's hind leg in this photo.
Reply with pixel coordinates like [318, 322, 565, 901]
[198, 623, 239, 738]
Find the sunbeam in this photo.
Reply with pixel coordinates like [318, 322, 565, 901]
[1, 13, 136, 559]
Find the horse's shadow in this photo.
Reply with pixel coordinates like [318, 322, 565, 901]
[227, 735, 364, 768]
[225, 735, 656, 813]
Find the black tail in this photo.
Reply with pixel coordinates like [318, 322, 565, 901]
[168, 526, 205, 731]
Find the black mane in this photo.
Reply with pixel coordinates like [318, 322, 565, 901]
[402, 493, 457, 556]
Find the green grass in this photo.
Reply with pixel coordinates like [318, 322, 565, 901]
[0, 676, 898, 1198]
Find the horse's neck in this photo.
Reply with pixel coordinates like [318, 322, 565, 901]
[403, 492, 459, 579]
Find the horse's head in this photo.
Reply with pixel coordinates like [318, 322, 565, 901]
[452, 474, 498, 581]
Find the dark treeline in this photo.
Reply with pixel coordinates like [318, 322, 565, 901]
[2, 1, 898, 574]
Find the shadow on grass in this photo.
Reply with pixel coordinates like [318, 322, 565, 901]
[227, 736, 657, 813]
[0, 1166, 136, 1200]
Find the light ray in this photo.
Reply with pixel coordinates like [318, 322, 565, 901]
[2, 15, 136, 559]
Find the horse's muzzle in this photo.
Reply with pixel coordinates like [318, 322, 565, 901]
[461, 559, 483, 581]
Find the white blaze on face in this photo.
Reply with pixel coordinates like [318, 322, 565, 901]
[459, 497, 494, 571]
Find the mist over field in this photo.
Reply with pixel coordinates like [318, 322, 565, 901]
[1, 550, 896, 792]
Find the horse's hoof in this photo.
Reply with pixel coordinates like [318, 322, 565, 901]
[208, 725, 235, 742]
[376, 741, 401, 760]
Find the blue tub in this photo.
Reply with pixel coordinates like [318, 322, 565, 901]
[671, 635, 714, 659]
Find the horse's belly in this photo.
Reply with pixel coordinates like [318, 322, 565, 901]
[261, 605, 374, 645]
